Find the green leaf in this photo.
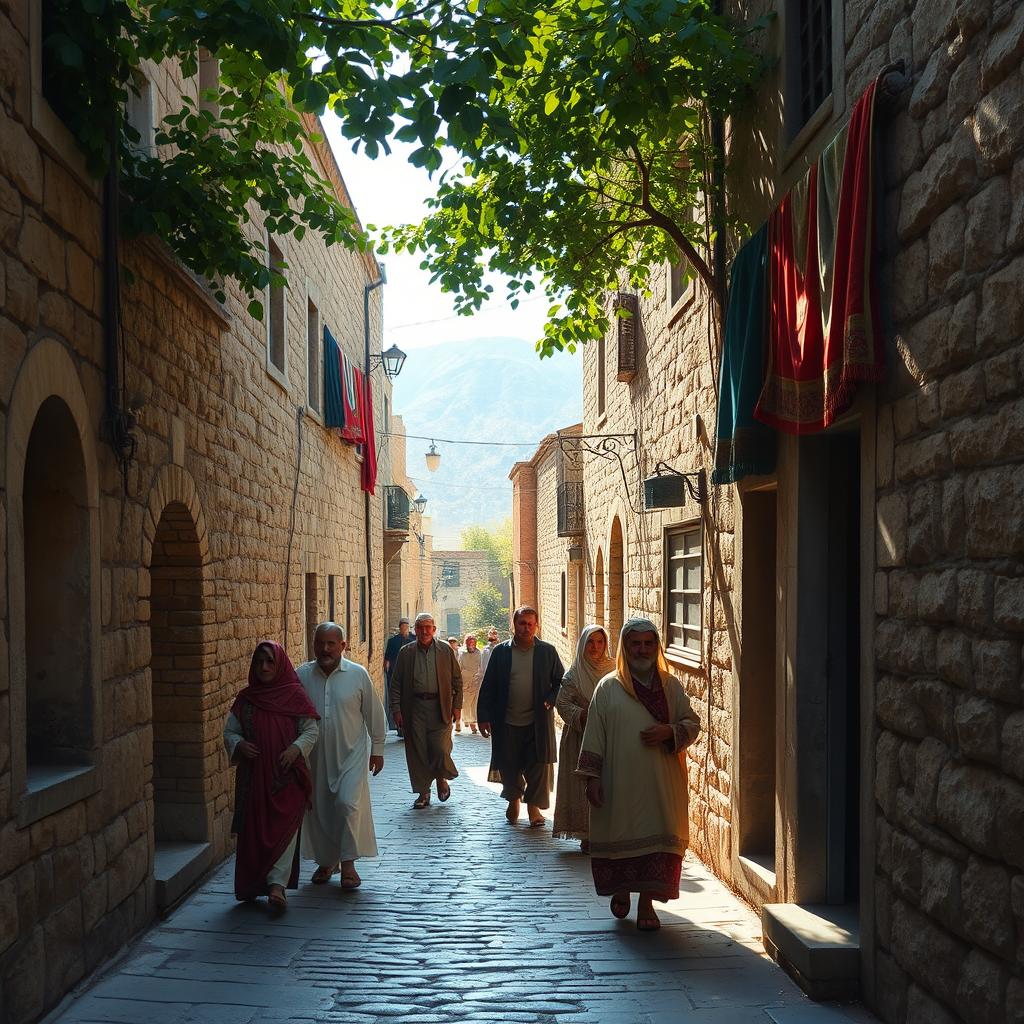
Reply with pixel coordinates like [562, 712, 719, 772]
[247, 298, 265, 320]
[543, 91, 560, 115]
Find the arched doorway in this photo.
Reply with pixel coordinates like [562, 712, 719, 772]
[149, 498, 210, 906]
[608, 516, 625, 647]
[23, 397, 92, 776]
[594, 548, 605, 628]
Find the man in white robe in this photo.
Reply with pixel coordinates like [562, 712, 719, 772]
[298, 622, 386, 890]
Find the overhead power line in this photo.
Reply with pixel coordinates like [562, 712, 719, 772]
[382, 431, 541, 447]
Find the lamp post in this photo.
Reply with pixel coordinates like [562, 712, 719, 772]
[412, 494, 428, 515]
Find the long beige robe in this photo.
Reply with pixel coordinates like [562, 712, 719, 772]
[577, 673, 700, 859]
[457, 647, 482, 724]
[297, 659, 386, 863]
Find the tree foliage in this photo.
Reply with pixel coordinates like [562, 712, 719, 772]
[461, 583, 509, 641]
[461, 518, 513, 580]
[44, 0, 763, 331]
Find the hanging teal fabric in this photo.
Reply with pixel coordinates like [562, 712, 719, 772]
[712, 224, 776, 484]
[323, 325, 344, 428]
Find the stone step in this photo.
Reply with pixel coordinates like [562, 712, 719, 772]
[761, 903, 860, 1001]
[153, 840, 212, 912]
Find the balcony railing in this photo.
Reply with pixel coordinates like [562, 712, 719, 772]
[557, 480, 585, 536]
[384, 486, 410, 532]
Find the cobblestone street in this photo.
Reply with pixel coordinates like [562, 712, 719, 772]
[52, 734, 876, 1024]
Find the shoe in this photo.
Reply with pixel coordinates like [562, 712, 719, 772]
[527, 804, 545, 827]
[413, 793, 430, 809]
[455, 722, 462, 733]
[340, 868, 362, 890]
[505, 799, 520, 823]
[610, 893, 630, 919]
[470, 725, 478, 734]
[637, 910, 661, 931]
[268, 885, 287, 912]
[437, 781, 451, 802]
[312, 863, 338, 884]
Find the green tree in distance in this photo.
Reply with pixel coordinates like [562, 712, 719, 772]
[44, 0, 764, 329]
[462, 517, 515, 611]
[461, 583, 510, 644]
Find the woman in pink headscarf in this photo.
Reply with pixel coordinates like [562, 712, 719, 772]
[224, 641, 320, 909]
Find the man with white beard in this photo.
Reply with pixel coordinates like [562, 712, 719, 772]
[577, 618, 700, 931]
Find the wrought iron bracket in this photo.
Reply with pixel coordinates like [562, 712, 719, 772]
[557, 431, 637, 466]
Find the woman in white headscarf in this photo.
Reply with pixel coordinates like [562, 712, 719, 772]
[577, 617, 700, 931]
[553, 625, 615, 848]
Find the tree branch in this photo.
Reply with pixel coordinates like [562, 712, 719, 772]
[629, 143, 721, 308]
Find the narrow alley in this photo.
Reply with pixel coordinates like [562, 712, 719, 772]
[51, 735, 874, 1024]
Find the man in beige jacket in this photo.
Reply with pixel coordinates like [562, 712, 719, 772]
[389, 613, 463, 808]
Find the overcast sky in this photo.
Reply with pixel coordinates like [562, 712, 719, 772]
[321, 114, 550, 352]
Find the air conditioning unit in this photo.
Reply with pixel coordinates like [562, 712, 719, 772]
[615, 292, 638, 382]
[644, 474, 687, 510]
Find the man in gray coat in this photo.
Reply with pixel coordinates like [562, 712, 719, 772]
[478, 606, 564, 827]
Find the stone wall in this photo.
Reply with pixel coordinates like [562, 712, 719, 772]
[847, 0, 1024, 1019]
[0, 6, 393, 1018]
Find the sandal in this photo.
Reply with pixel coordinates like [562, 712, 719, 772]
[268, 885, 287, 911]
[311, 864, 338, 884]
[340, 870, 362, 890]
[637, 911, 661, 932]
[527, 804, 545, 827]
[505, 800, 520, 823]
[610, 893, 630, 919]
[437, 782, 451, 802]
[413, 793, 430, 809]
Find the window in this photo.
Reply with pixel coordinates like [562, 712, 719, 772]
[441, 561, 460, 588]
[266, 238, 286, 377]
[307, 291, 321, 414]
[597, 333, 606, 419]
[786, 0, 834, 141]
[198, 48, 219, 118]
[560, 571, 567, 630]
[447, 611, 461, 637]
[328, 574, 336, 622]
[305, 573, 318, 661]
[668, 207, 696, 311]
[125, 71, 156, 157]
[359, 576, 367, 643]
[665, 524, 703, 664]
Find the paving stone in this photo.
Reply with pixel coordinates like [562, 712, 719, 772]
[52, 737, 877, 1024]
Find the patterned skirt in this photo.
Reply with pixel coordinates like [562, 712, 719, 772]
[591, 852, 681, 902]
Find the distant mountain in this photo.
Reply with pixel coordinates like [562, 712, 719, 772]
[390, 336, 583, 546]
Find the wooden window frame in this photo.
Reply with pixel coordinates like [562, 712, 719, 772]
[663, 521, 704, 668]
[265, 236, 288, 386]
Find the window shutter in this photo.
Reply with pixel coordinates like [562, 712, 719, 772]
[615, 292, 638, 382]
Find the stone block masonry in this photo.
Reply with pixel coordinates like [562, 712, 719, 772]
[0, 15, 393, 1021]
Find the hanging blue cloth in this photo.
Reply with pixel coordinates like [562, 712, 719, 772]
[323, 325, 345, 428]
[712, 225, 776, 484]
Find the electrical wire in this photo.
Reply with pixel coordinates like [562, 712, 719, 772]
[381, 431, 542, 447]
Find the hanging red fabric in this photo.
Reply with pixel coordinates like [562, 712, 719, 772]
[360, 373, 378, 495]
[339, 351, 365, 445]
[754, 77, 883, 434]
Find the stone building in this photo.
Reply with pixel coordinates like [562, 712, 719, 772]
[510, 424, 584, 668]
[382, 413, 435, 631]
[0, 6, 401, 1019]
[545, 0, 1024, 1019]
[430, 549, 511, 640]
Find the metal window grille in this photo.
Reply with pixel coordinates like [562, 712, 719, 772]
[385, 485, 411, 531]
[798, 0, 833, 128]
[557, 480, 585, 537]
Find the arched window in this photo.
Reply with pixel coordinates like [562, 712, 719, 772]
[594, 548, 605, 628]
[23, 397, 92, 774]
[608, 516, 625, 645]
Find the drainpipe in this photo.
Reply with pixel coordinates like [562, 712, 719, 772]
[711, 0, 727, 299]
[363, 272, 386, 661]
[102, 118, 136, 491]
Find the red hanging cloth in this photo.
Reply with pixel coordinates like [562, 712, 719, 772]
[754, 77, 883, 433]
[360, 373, 378, 495]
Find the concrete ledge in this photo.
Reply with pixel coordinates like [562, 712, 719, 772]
[154, 841, 212, 912]
[18, 764, 100, 827]
[762, 903, 860, 1001]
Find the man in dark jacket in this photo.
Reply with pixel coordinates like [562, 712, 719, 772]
[382, 617, 415, 734]
[478, 606, 564, 827]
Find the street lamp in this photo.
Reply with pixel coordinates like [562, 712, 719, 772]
[412, 494, 428, 515]
[368, 343, 407, 379]
[425, 441, 441, 472]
